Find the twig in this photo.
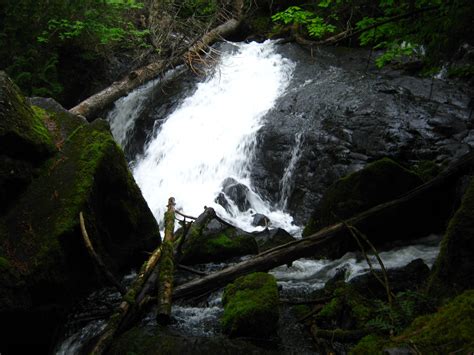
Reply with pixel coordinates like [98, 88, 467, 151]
[178, 264, 208, 276]
[79, 212, 126, 295]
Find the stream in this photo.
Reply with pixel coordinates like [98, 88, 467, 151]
[53, 39, 474, 353]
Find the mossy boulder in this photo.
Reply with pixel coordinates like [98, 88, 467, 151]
[428, 177, 474, 299]
[351, 290, 474, 354]
[0, 72, 56, 215]
[0, 77, 160, 352]
[221, 272, 280, 338]
[179, 210, 258, 265]
[303, 158, 423, 237]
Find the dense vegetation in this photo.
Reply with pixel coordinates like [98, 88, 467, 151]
[270, 0, 474, 70]
[1, 0, 472, 107]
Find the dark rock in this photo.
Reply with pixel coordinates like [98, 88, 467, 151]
[215, 192, 231, 213]
[428, 177, 474, 299]
[110, 326, 282, 354]
[303, 157, 423, 237]
[252, 213, 270, 227]
[222, 272, 280, 338]
[252, 228, 296, 252]
[0, 73, 160, 351]
[179, 209, 258, 265]
[221, 177, 251, 212]
[349, 259, 430, 300]
[250, 44, 473, 225]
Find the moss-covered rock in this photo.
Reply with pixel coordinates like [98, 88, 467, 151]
[352, 290, 474, 354]
[222, 272, 280, 338]
[0, 72, 56, 215]
[179, 212, 258, 265]
[0, 78, 160, 351]
[428, 177, 474, 299]
[303, 158, 423, 237]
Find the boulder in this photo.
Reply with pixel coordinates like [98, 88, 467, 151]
[220, 177, 251, 212]
[252, 228, 296, 252]
[179, 209, 258, 265]
[352, 290, 474, 354]
[303, 158, 423, 237]
[0, 73, 56, 215]
[428, 177, 474, 299]
[252, 213, 270, 227]
[221, 272, 280, 338]
[109, 326, 281, 354]
[0, 73, 160, 352]
[349, 258, 430, 300]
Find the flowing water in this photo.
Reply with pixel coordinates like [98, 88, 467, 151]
[55, 40, 446, 353]
[108, 40, 299, 233]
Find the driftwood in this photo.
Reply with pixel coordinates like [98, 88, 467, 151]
[156, 197, 176, 324]
[173, 151, 474, 300]
[79, 212, 126, 295]
[69, 0, 244, 120]
[88, 241, 163, 354]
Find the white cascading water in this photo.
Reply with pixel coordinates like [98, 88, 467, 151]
[118, 41, 298, 233]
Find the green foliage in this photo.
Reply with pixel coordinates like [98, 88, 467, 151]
[367, 291, 435, 333]
[271, 0, 473, 69]
[0, 0, 149, 102]
[271, 6, 336, 39]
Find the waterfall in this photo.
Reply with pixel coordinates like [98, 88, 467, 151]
[109, 40, 299, 233]
[279, 131, 303, 209]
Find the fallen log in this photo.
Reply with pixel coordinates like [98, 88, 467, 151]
[173, 151, 474, 300]
[69, 0, 244, 120]
[79, 212, 126, 295]
[156, 197, 176, 325]
[87, 241, 163, 354]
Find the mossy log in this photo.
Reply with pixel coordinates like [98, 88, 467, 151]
[156, 197, 176, 325]
[88, 243, 163, 354]
[69, 0, 244, 120]
[173, 151, 474, 300]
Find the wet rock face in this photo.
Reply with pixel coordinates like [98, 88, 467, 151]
[251, 44, 474, 224]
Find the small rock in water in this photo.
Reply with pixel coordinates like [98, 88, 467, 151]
[251, 213, 270, 227]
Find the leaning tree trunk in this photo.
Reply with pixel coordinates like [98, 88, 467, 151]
[156, 197, 176, 324]
[69, 0, 244, 120]
[173, 151, 474, 300]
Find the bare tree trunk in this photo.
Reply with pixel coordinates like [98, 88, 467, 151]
[173, 152, 474, 300]
[156, 197, 176, 324]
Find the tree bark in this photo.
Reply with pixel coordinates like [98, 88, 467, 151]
[173, 151, 474, 300]
[69, 1, 244, 120]
[156, 197, 176, 324]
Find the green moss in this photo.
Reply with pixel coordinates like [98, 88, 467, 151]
[303, 158, 422, 236]
[395, 290, 474, 354]
[428, 177, 474, 298]
[350, 335, 387, 355]
[316, 284, 373, 329]
[180, 226, 258, 264]
[0, 256, 10, 271]
[221, 272, 279, 338]
[0, 73, 55, 158]
[412, 160, 440, 182]
[292, 304, 311, 319]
